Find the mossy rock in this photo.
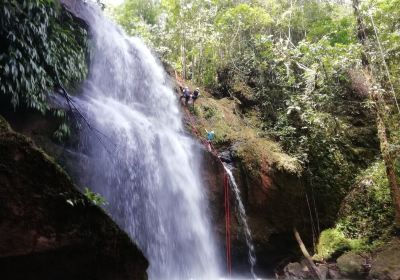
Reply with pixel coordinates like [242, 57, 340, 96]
[316, 228, 351, 261]
[369, 238, 400, 280]
[0, 117, 148, 279]
[337, 251, 367, 278]
[186, 91, 302, 175]
[337, 161, 395, 241]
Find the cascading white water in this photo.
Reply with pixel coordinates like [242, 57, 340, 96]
[73, 4, 220, 279]
[222, 163, 257, 278]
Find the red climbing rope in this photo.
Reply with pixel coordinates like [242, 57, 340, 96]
[224, 172, 232, 275]
[176, 81, 232, 275]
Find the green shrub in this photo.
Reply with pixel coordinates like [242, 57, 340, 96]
[202, 105, 217, 120]
[84, 188, 107, 206]
[316, 228, 352, 260]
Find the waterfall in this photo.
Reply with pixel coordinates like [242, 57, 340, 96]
[222, 163, 257, 278]
[72, 3, 220, 279]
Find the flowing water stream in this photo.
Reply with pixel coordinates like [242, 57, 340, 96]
[223, 163, 257, 278]
[73, 3, 220, 279]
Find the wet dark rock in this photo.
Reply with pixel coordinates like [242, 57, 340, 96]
[0, 115, 148, 280]
[200, 142, 304, 277]
[219, 149, 233, 163]
[59, 0, 92, 28]
[0, 106, 92, 189]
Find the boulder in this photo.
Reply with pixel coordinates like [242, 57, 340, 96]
[369, 238, 400, 280]
[337, 251, 368, 279]
[0, 115, 148, 280]
[284, 262, 308, 279]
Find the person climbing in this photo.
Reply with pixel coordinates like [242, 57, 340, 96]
[192, 87, 200, 107]
[179, 86, 191, 106]
[179, 86, 188, 104]
[205, 129, 215, 152]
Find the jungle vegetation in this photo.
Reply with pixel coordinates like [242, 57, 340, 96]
[0, 0, 399, 254]
[0, 0, 89, 139]
[112, 0, 400, 246]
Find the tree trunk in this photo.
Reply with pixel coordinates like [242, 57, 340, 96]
[288, 0, 293, 46]
[293, 227, 323, 280]
[352, 0, 400, 229]
[352, 0, 369, 66]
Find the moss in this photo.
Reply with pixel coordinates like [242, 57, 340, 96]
[0, 115, 11, 133]
[189, 93, 302, 176]
[232, 138, 301, 178]
[337, 161, 395, 241]
[311, 160, 396, 265]
[315, 228, 352, 260]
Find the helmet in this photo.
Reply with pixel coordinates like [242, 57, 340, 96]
[196, 87, 199, 90]
[185, 86, 189, 89]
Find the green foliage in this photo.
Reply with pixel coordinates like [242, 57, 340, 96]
[0, 0, 88, 113]
[315, 227, 371, 260]
[113, 0, 160, 45]
[316, 228, 352, 260]
[65, 188, 106, 207]
[254, 37, 377, 223]
[113, 0, 400, 230]
[216, 4, 272, 63]
[84, 187, 107, 206]
[188, 105, 200, 116]
[202, 105, 217, 120]
[53, 122, 71, 142]
[337, 161, 395, 242]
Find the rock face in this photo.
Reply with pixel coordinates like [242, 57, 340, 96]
[59, 0, 92, 26]
[369, 238, 400, 280]
[238, 159, 304, 275]
[200, 146, 304, 277]
[0, 116, 148, 280]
